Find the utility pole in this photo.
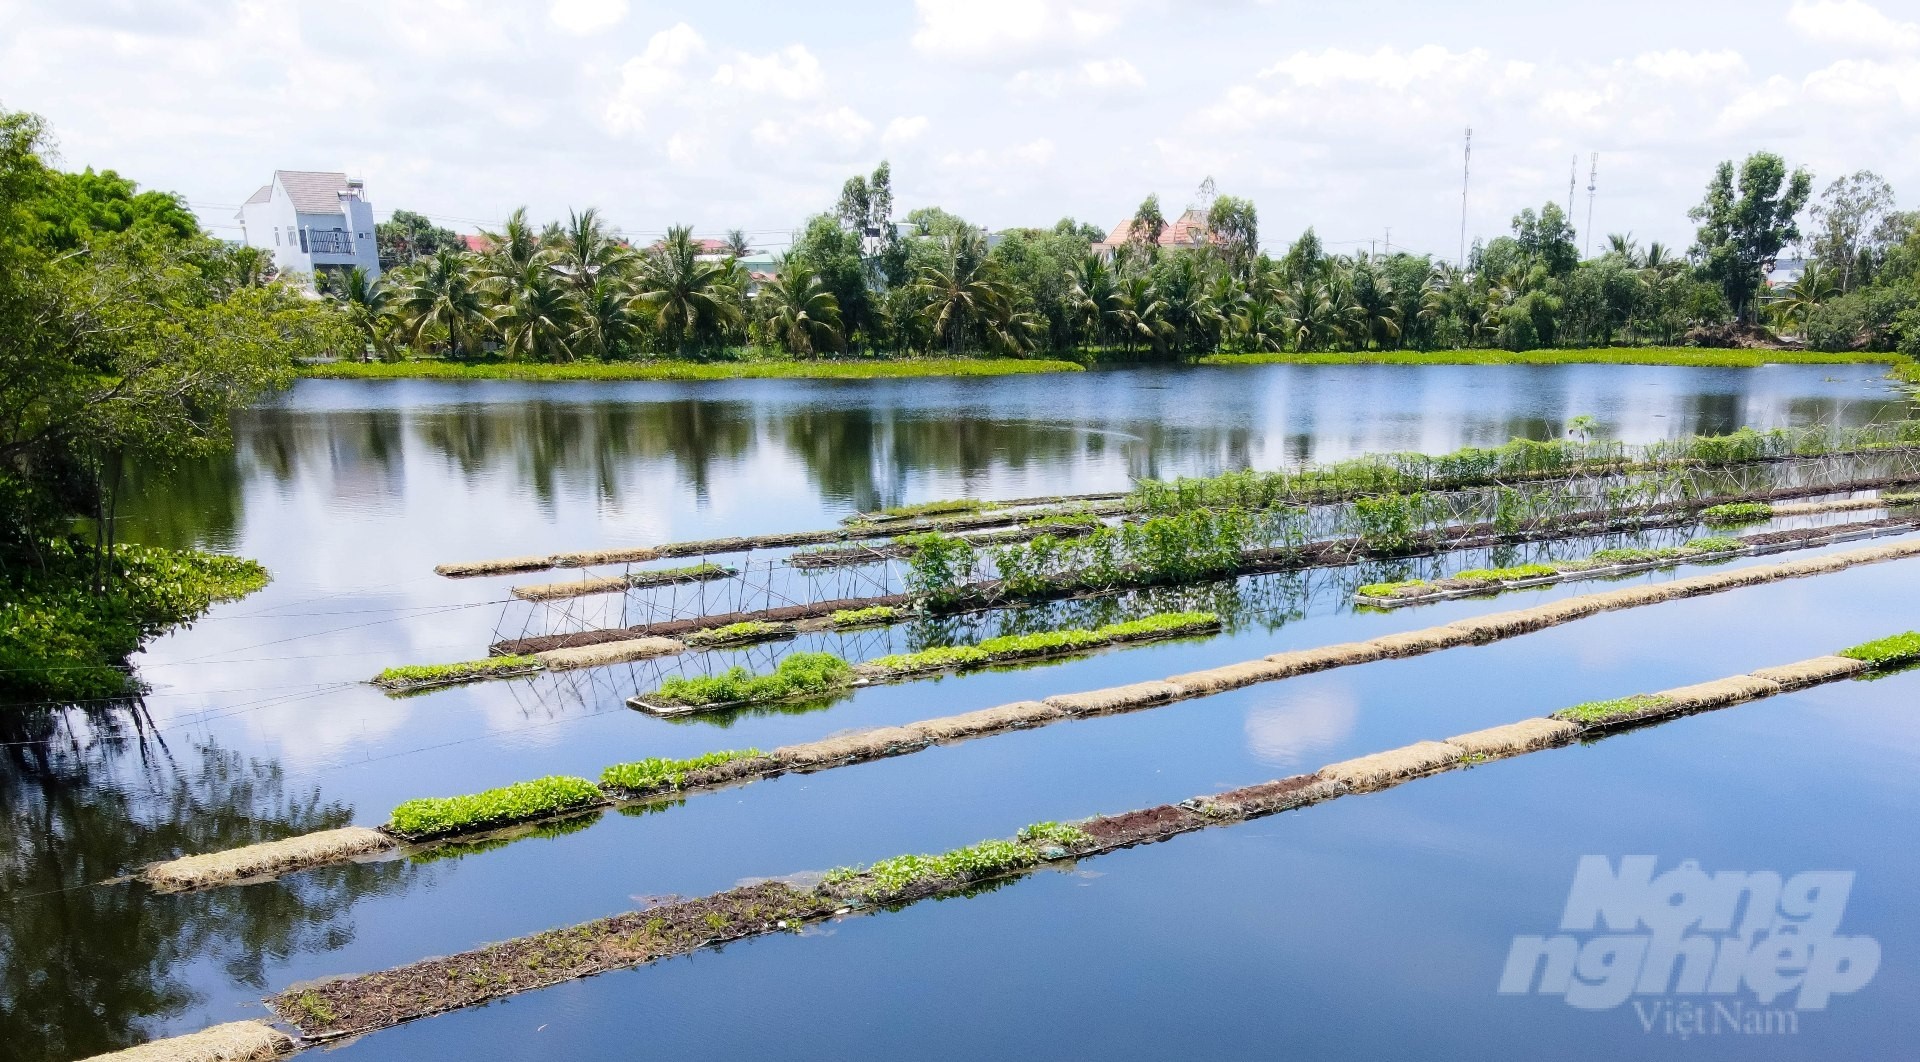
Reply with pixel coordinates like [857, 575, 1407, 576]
[1459, 127, 1472, 269]
[1384, 226, 1392, 256]
[1584, 153, 1599, 259]
[1567, 154, 1577, 219]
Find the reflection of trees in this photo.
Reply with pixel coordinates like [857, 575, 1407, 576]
[0, 707, 410, 1061]
[115, 454, 244, 552]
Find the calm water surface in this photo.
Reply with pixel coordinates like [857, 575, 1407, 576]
[5, 363, 1915, 1061]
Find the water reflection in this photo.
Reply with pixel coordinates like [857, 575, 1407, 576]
[0, 708, 410, 1060]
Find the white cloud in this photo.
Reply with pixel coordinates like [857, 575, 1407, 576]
[603, 23, 709, 134]
[1009, 58, 1146, 100]
[548, 0, 628, 35]
[883, 115, 931, 144]
[911, 0, 1124, 59]
[1787, 0, 1920, 53]
[713, 44, 825, 101]
[753, 106, 875, 153]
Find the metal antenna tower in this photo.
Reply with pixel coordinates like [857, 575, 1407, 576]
[1459, 127, 1472, 268]
[1584, 153, 1600, 259]
[1568, 154, 1577, 218]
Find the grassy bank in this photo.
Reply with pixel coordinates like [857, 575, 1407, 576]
[1, 542, 270, 702]
[1199, 347, 1912, 369]
[301, 356, 1083, 382]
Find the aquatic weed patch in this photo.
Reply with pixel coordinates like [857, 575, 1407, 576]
[647, 652, 852, 708]
[387, 776, 605, 840]
[684, 620, 795, 648]
[1552, 694, 1676, 725]
[829, 606, 900, 628]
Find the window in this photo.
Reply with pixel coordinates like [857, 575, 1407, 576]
[298, 228, 308, 253]
[274, 230, 281, 246]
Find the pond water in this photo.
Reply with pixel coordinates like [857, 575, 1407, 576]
[5, 362, 1916, 1062]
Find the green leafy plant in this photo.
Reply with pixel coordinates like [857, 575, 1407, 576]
[902, 532, 979, 607]
[828, 606, 900, 628]
[388, 776, 605, 838]
[373, 655, 540, 689]
[1553, 694, 1675, 724]
[645, 652, 852, 708]
[685, 620, 788, 647]
[1016, 821, 1092, 847]
[600, 749, 764, 792]
[1699, 502, 1774, 527]
[1838, 632, 1920, 667]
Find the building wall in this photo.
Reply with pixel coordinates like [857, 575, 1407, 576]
[237, 175, 382, 282]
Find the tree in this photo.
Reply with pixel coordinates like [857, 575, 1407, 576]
[790, 213, 877, 348]
[25, 167, 199, 252]
[491, 259, 578, 362]
[375, 209, 461, 269]
[636, 225, 743, 354]
[911, 231, 1016, 355]
[1206, 195, 1258, 278]
[329, 267, 390, 359]
[1689, 152, 1814, 323]
[1768, 263, 1836, 336]
[1129, 194, 1166, 250]
[761, 261, 843, 357]
[391, 249, 488, 358]
[1510, 202, 1579, 276]
[724, 229, 752, 258]
[549, 206, 628, 302]
[1809, 171, 1896, 292]
[0, 108, 353, 576]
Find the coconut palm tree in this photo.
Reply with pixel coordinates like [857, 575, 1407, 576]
[911, 232, 1014, 355]
[762, 261, 844, 357]
[492, 259, 579, 361]
[551, 207, 628, 301]
[1068, 253, 1123, 352]
[1234, 286, 1287, 352]
[635, 225, 743, 354]
[479, 207, 543, 280]
[1767, 263, 1836, 336]
[1283, 262, 1339, 351]
[1114, 274, 1169, 356]
[391, 249, 488, 358]
[572, 275, 647, 361]
[333, 266, 392, 359]
[724, 229, 752, 258]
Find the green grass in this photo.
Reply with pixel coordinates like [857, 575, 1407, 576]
[1700, 502, 1775, 527]
[292, 991, 336, 1026]
[1553, 694, 1676, 724]
[301, 356, 1083, 382]
[1200, 348, 1911, 369]
[599, 749, 764, 792]
[1838, 632, 1920, 667]
[373, 655, 541, 688]
[645, 652, 852, 708]
[828, 606, 901, 628]
[387, 776, 605, 839]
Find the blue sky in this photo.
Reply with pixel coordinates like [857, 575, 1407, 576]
[2, 0, 1915, 259]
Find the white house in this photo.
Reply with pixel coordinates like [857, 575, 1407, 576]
[235, 170, 380, 282]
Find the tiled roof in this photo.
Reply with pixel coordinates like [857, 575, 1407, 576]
[462, 234, 494, 253]
[274, 170, 354, 214]
[1104, 208, 1212, 248]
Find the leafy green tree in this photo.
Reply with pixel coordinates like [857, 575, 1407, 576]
[761, 261, 843, 357]
[1129, 194, 1166, 250]
[491, 259, 578, 361]
[375, 209, 461, 269]
[636, 225, 743, 354]
[25, 167, 199, 252]
[789, 213, 877, 348]
[1689, 152, 1814, 323]
[1206, 195, 1258, 278]
[1809, 171, 1896, 291]
[1510, 203, 1580, 276]
[911, 231, 1017, 355]
[391, 249, 488, 358]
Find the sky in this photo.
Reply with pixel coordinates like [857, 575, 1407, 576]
[2, 0, 1916, 260]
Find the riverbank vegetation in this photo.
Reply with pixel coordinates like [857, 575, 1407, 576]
[333, 153, 1920, 373]
[1, 109, 346, 702]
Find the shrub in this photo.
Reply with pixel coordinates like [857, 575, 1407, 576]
[1838, 632, 1920, 667]
[902, 532, 978, 607]
[600, 749, 763, 792]
[1699, 502, 1773, 527]
[647, 651, 853, 707]
[387, 776, 605, 838]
